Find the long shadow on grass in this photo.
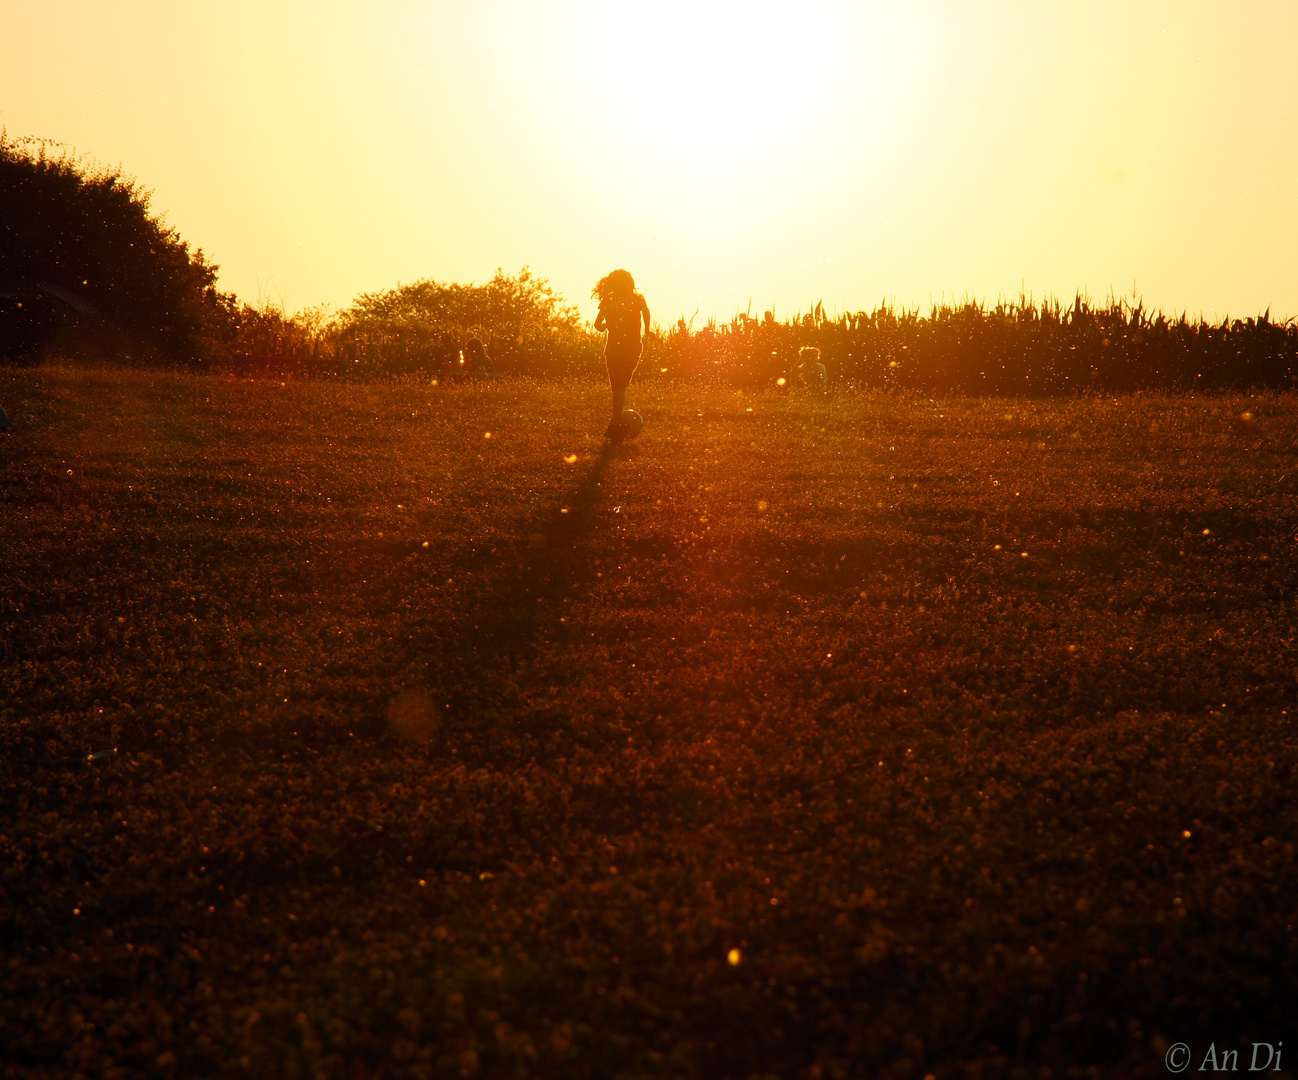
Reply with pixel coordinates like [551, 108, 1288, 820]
[399, 441, 632, 729]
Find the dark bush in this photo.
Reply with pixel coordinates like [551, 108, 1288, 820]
[0, 132, 235, 364]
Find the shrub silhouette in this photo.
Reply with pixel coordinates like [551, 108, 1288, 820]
[0, 132, 234, 364]
[225, 298, 336, 374]
[336, 267, 596, 378]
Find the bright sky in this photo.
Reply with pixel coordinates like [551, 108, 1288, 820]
[5, 1, 1296, 324]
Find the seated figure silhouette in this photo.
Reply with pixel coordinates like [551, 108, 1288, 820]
[460, 337, 501, 378]
[797, 346, 827, 395]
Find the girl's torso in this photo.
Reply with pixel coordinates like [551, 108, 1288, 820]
[600, 294, 645, 345]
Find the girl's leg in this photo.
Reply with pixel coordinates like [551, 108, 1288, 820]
[605, 351, 636, 438]
[605, 384, 626, 440]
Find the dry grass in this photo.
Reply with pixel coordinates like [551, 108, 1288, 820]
[2, 365, 1296, 1078]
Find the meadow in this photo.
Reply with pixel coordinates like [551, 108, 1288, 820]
[1, 365, 1296, 1079]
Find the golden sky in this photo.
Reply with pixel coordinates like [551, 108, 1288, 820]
[5, 0, 1296, 324]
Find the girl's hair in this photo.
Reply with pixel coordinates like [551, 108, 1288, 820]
[463, 337, 486, 359]
[798, 346, 821, 362]
[592, 268, 637, 302]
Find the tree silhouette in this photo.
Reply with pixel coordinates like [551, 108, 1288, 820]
[0, 132, 234, 363]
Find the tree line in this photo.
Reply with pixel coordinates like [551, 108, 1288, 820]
[3, 133, 1294, 393]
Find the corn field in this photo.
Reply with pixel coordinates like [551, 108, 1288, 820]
[645, 294, 1297, 394]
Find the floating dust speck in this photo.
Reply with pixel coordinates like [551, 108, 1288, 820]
[756, 500, 768, 511]
[776, 378, 786, 386]
[422, 541, 429, 547]
[1202, 528, 1211, 536]
[727, 949, 741, 966]
[387, 689, 439, 744]
[564, 454, 578, 464]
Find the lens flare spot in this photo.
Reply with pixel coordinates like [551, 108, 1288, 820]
[387, 689, 439, 744]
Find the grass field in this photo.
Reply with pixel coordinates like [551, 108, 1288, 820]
[2, 365, 1296, 1079]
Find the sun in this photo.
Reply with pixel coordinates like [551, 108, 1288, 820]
[593, 0, 835, 158]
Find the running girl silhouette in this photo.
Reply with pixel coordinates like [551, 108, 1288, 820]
[593, 269, 650, 442]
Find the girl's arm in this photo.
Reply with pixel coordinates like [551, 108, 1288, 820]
[640, 296, 651, 336]
[594, 305, 607, 332]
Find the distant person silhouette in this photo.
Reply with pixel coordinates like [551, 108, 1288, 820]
[593, 269, 650, 442]
[462, 337, 501, 377]
[797, 346, 827, 395]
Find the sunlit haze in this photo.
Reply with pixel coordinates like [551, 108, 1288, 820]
[5, 0, 1296, 323]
